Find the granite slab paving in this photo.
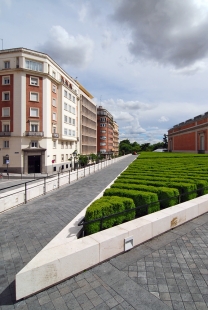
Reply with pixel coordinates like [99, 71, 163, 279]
[0, 155, 208, 309]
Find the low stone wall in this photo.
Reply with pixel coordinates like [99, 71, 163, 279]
[16, 193, 208, 300]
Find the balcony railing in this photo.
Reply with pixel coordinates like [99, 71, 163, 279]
[0, 131, 11, 137]
[25, 131, 44, 137]
[52, 133, 59, 138]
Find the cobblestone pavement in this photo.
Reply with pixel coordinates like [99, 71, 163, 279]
[0, 156, 208, 309]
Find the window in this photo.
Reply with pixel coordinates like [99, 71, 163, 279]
[31, 141, 38, 148]
[2, 92, 10, 101]
[53, 155, 56, 162]
[100, 117, 106, 122]
[3, 124, 10, 132]
[52, 71, 56, 78]
[72, 130, 75, 137]
[31, 124, 38, 131]
[64, 90, 67, 97]
[101, 130, 106, 133]
[2, 76, 10, 85]
[72, 119, 75, 126]
[68, 117, 71, 124]
[100, 123, 106, 127]
[64, 103, 67, 110]
[25, 60, 43, 72]
[52, 113, 56, 121]
[2, 107, 10, 117]
[68, 93, 71, 100]
[3, 155, 9, 164]
[100, 142, 106, 146]
[72, 96, 75, 103]
[72, 107, 75, 114]
[68, 129, 71, 136]
[64, 128, 67, 135]
[30, 92, 39, 101]
[4, 61, 10, 69]
[3, 141, 9, 148]
[61, 154, 64, 162]
[68, 105, 71, 113]
[64, 115, 67, 123]
[30, 108, 38, 117]
[100, 136, 106, 140]
[53, 141, 56, 149]
[61, 142, 64, 149]
[30, 77, 39, 86]
[66, 154, 68, 160]
[52, 98, 56, 107]
[65, 142, 68, 149]
[52, 84, 56, 93]
[53, 127, 56, 133]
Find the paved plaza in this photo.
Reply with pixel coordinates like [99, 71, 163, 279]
[0, 155, 208, 309]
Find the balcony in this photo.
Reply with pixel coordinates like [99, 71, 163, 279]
[0, 131, 11, 137]
[52, 133, 59, 139]
[25, 131, 44, 137]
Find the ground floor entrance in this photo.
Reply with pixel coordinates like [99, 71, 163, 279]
[28, 155, 41, 174]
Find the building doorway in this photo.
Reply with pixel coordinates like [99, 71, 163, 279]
[28, 155, 41, 174]
[200, 135, 205, 151]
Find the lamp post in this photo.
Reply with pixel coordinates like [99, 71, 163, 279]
[5, 154, 9, 177]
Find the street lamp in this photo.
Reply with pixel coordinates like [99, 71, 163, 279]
[5, 154, 9, 177]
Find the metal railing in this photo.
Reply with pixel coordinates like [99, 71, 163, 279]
[0, 156, 125, 212]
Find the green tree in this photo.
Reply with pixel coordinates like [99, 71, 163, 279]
[163, 134, 168, 148]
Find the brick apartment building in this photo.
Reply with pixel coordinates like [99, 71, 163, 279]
[168, 112, 208, 153]
[97, 106, 114, 157]
[113, 120, 119, 156]
[0, 48, 96, 174]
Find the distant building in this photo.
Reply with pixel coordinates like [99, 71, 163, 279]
[78, 83, 97, 155]
[113, 121, 119, 156]
[97, 106, 114, 157]
[168, 112, 208, 153]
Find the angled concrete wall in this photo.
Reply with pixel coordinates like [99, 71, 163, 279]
[16, 194, 208, 300]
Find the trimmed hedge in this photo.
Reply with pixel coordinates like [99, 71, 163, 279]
[111, 182, 179, 209]
[85, 196, 135, 235]
[103, 188, 160, 217]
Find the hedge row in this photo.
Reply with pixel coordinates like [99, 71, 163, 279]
[103, 188, 160, 217]
[85, 196, 135, 235]
[111, 182, 179, 209]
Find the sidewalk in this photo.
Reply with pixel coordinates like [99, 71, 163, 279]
[0, 155, 208, 309]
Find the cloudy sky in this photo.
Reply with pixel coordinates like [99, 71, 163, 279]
[1, 0, 208, 144]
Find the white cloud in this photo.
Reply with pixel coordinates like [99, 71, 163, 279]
[113, 111, 134, 122]
[158, 116, 169, 122]
[101, 30, 113, 49]
[79, 4, 88, 22]
[38, 26, 94, 68]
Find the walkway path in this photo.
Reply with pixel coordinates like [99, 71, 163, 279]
[0, 155, 208, 309]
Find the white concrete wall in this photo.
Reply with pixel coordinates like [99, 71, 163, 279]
[15, 193, 208, 300]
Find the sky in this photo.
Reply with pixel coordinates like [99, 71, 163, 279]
[1, 0, 208, 144]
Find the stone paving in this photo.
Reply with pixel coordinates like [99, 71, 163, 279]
[0, 155, 208, 309]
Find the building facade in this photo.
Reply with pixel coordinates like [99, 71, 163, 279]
[97, 106, 114, 157]
[113, 121, 119, 156]
[168, 112, 208, 153]
[0, 48, 96, 174]
[78, 84, 97, 155]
